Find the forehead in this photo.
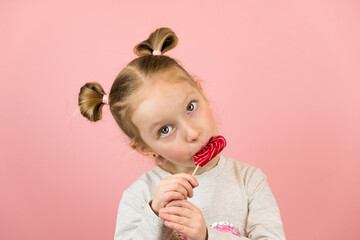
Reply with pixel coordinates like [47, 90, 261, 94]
[148, 79, 195, 101]
[129, 67, 196, 107]
[131, 67, 198, 112]
[137, 78, 197, 113]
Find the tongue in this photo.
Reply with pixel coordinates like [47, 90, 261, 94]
[193, 135, 227, 167]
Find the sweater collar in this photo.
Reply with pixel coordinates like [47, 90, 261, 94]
[152, 154, 227, 180]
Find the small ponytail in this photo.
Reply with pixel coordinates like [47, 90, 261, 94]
[78, 82, 108, 122]
[133, 27, 178, 57]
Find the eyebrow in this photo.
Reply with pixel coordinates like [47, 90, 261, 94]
[148, 90, 196, 132]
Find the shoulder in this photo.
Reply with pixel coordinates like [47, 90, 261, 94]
[224, 156, 266, 179]
[223, 156, 268, 194]
[122, 167, 165, 202]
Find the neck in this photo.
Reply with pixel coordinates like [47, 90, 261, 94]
[159, 154, 221, 175]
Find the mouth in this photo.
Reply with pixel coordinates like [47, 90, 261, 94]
[194, 137, 213, 156]
[192, 135, 227, 167]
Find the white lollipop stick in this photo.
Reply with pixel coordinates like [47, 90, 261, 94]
[192, 164, 200, 176]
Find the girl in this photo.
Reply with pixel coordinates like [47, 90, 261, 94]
[78, 27, 285, 240]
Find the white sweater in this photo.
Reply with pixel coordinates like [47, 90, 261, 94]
[114, 155, 286, 239]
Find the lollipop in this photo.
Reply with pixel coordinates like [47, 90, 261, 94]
[192, 135, 227, 175]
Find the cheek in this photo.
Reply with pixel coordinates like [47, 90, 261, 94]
[203, 108, 218, 131]
[161, 146, 184, 158]
[157, 144, 189, 160]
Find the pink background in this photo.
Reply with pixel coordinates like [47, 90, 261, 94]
[1, 1, 359, 239]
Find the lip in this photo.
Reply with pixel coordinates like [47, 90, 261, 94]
[194, 137, 212, 156]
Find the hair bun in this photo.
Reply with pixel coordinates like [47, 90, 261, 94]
[133, 27, 178, 57]
[78, 82, 107, 122]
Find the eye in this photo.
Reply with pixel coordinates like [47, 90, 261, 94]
[159, 125, 173, 137]
[187, 100, 197, 112]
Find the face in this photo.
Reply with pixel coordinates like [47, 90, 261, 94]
[131, 71, 219, 174]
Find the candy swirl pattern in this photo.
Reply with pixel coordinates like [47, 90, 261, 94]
[193, 135, 227, 167]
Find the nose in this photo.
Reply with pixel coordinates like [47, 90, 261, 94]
[183, 119, 201, 143]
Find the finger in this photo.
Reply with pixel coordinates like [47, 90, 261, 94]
[160, 212, 192, 229]
[164, 182, 188, 199]
[165, 199, 195, 209]
[173, 173, 199, 188]
[163, 191, 186, 204]
[160, 206, 192, 218]
[162, 179, 188, 198]
[173, 178, 195, 198]
[165, 177, 195, 198]
[164, 220, 193, 235]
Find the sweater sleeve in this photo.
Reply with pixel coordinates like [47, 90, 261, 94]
[114, 189, 173, 240]
[243, 168, 286, 239]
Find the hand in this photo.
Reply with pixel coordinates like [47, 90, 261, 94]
[150, 173, 199, 215]
[159, 200, 208, 240]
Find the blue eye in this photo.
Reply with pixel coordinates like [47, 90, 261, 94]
[159, 125, 173, 137]
[187, 101, 197, 112]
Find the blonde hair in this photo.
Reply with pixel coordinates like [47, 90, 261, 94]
[78, 27, 201, 145]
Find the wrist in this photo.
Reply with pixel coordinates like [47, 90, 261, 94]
[149, 200, 159, 216]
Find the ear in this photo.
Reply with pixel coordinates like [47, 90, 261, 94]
[130, 141, 155, 158]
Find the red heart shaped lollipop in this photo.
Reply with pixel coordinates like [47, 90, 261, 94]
[193, 135, 227, 167]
